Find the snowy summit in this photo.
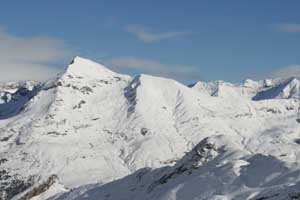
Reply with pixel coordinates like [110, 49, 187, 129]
[1, 57, 300, 200]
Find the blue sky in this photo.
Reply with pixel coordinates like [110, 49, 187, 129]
[0, 0, 300, 83]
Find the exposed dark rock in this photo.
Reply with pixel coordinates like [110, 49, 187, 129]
[73, 100, 86, 109]
[295, 138, 300, 145]
[140, 128, 149, 136]
[289, 192, 300, 199]
[47, 131, 66, 136]
[18, 175, 58, 200]
[0, 135, 12, 142]
[0, 158, 8, 165]
[80, 86, 93, 94]
[0, 170, 35, 200]
[148, 137, 222, 192]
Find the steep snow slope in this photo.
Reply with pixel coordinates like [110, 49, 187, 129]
[1, 57, 133, 195]
[50, 135, 300, 200]
[1, 57, 300, 200]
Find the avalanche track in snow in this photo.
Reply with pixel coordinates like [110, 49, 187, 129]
[1, 57, 300, 200]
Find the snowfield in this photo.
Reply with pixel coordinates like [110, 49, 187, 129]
[1, 57, 300, 199]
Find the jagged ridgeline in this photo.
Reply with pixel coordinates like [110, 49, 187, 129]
[1, 57, 300, 200]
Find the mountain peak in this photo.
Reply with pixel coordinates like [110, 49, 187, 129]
[253, 77, 300, 100]
[65, 56, 116, 78]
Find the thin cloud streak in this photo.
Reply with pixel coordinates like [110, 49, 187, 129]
[0, 27, 72, 81]
[275, 23, 300, 33]
[105, 56, 201, 82]
[125, 25, 191, 42]
[268, 65, 300, 79]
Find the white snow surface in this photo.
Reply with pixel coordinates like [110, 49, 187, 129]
[1, 56, 300, 200]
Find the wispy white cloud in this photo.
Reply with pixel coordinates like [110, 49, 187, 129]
[247, 65, 300, 81]
[0, 27, 72, 82]
[105, 56, 201, 82]
[125, 25, 191, 42]
[275, 23, 300, 33]
[268, 65, 300, 79]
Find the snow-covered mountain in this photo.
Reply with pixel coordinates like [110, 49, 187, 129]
[0, 81, 42, 119]
[1, 56, 300, 200]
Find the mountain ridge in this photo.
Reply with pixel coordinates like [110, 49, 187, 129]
[1, 57, 300, 200]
